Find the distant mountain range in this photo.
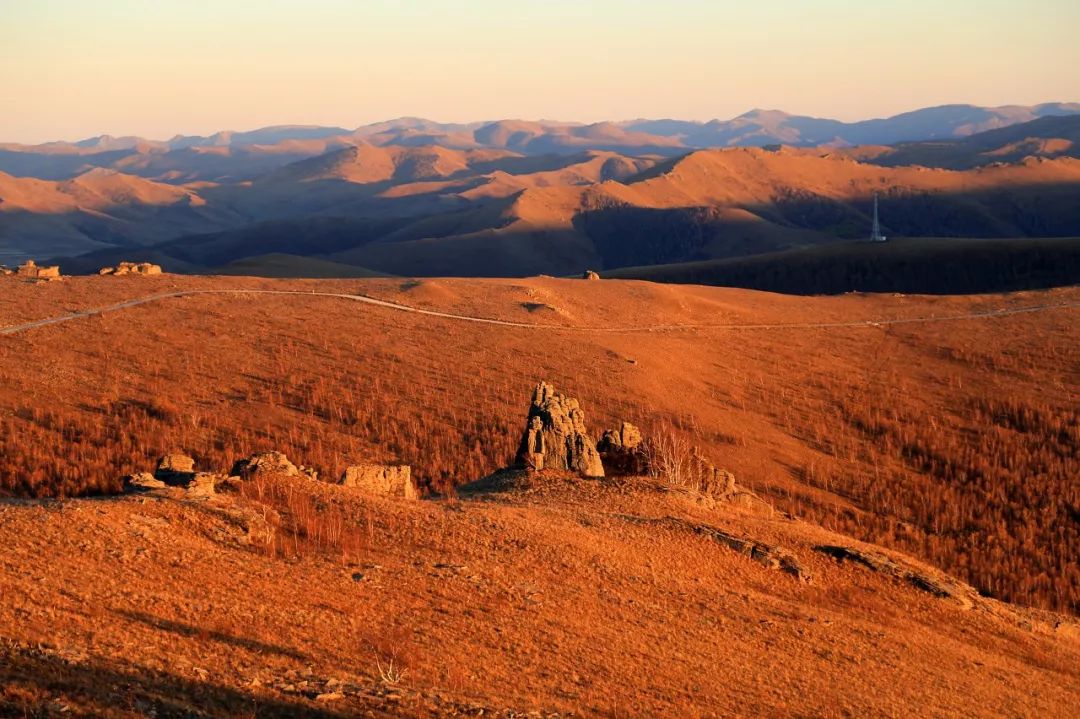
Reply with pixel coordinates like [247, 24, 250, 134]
[2, 103, 1079, 183]
[1, 105, 1079, 283]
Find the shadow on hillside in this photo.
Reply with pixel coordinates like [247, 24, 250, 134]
[112, 609, 311, 662]
[34, 173, 1080, 286]
[608, 236, 1080, 295]
[0, 640, 349, 718]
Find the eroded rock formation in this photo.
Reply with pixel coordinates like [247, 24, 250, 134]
[689, 450, 738, 498]
[16, 260, 61, 281]
[340, 463, 416, 499]
[231, 451, 300, 479]
[597, 421, 648, 475]
[123, 472, 165, 492]
[155, 453, 196, 484]
[140, 456, 219, 497]
[516, 381, 604, 478]
[99, 261, 163, 276]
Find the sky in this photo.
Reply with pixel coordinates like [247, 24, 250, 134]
[2, 0, 1079, 144]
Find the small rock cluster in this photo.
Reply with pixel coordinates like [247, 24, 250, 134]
[98, 261, 162, 276]
[515, 381, 604, 478]
[122, 453, 225, 498]
[230, 451, 317, 480]
[582, 269, 601, 280]
[597, 421, 648, 476]
[15, 260, 61, 282]
[123, 450, 415, 500]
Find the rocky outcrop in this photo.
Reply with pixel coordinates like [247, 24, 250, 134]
[98, 261, 162, 276]
[340, 463, 416, 500]
[230, 451, 300, 479]
[515, 381, 604, 478]
[123, 472, 165, 492]
[130, 461, 218, 498]
[815, 544, 977, 609]
[185, 473, 219, 498]
[597, 422, 648, 475]
[155, 453, 196, 484]
[690, 451, 737, 498]
[583, 270, 600, 280]
[16, 260, 61, 281]
[620, 514, 810, 582]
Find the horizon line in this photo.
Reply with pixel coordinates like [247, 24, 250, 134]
[8, 100, 1079, 148]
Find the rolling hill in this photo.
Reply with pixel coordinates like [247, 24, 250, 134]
[0, 169, 237, 260]
[0, 274, 1077, 718]
[3, 103, 1079, 184]
[2, 111, 1079, 288]
[854, 114, 1080, 169]
[19, 145, 1080, 285]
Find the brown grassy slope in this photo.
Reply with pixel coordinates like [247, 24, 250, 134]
[260, 144, 520, 186]
[0, 275, 1077, 614]
[1, 474, 1077, 717]
[0, 168, 201, 214]
[619, 148, 1080, 208]
[842, 114, 1080, 169]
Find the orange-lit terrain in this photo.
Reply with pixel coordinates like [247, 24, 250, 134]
[5, 2, 1080, 715]
[1, 273, 1077, 716]
[4, 112, 1080, 285]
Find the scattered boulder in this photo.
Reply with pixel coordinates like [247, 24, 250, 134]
[185, 472, 218, 499]
[340, 463, 416, 500]
[597, 422, 648, 475]
[230, 451, 300, 479]
[123, 472, 165, 492]
[515, 381, 604, 478]
[583, 270, 600, 280]
[99, 261, 162, 276]
[129, 460, 218, 498]
[155, 453, 196, 485]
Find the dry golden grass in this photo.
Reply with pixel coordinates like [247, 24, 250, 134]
[0, 274, 1077, 617]
[1, 472, 1078, 717]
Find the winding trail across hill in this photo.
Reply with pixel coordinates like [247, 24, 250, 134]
[1, 288, 1078, 337]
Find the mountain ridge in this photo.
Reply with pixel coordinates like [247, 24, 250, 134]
[5, 102, 1079, 159]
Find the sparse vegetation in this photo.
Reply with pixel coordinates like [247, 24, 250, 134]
[644, 426, 735, 499]
[238, 475, 367, 561]
[0, 276, 1076, 615]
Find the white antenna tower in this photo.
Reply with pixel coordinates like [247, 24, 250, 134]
[870, 193, 887, 242]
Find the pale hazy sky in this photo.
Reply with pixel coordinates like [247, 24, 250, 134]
[2, 0, 1078, 144]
